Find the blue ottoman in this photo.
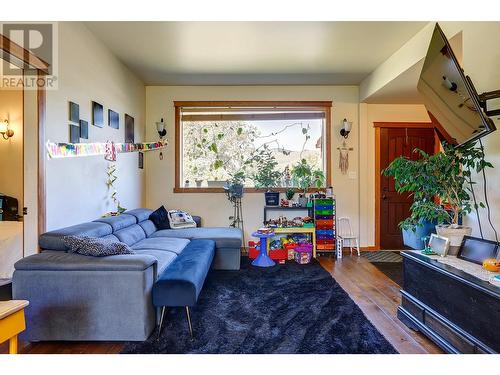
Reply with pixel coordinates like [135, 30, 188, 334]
[153, 239, 215, 337]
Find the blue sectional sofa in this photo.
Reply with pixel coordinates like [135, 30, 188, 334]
[12, 208, 242, 341]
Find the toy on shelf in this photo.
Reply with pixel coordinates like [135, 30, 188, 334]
[264, 215, 313, 228]
[257, 227, 273, 235]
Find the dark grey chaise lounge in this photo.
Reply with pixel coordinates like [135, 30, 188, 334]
[12, 208, 242, 341]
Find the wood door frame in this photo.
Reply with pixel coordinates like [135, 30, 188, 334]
[1, 35, 48, 246]
[373, 122, 436, 249]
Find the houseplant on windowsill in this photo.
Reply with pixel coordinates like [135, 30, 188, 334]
[252, 148, 282, 206]
[383, 142, 492, 254]
[291, 159, 326, 207]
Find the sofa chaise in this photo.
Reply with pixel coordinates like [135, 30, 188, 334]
[12, 208, 242, 341]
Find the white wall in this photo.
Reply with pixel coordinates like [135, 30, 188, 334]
[45, 22, 146, 230]
[358, 104, 431, 246]
[145, 86, 359, 243]
[0, 88, 23, 211]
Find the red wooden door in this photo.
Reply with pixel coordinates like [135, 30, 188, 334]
[379, 127, 435, 249]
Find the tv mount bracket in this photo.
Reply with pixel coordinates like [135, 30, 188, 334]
[478, 89, 500, 117]
[466, 76, 500, 117]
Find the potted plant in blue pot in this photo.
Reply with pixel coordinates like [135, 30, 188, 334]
[252, 148, 282, 206]
[224, 170, 245, 198]
[383, 142, 492, 253]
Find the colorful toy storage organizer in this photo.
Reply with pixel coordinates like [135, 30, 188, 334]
[314, 198, 336, 255]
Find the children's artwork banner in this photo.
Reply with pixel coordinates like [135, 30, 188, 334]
[46, 140, 167, 159]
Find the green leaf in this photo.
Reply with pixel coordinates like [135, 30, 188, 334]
[213, 159, 223, 169]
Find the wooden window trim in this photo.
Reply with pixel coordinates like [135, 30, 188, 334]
[174, 101, 332, 193]
[0, 34, 50, 74]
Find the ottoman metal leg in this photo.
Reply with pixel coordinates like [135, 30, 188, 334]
[185, 306, 193, 339]
[157, 306, 166, 340]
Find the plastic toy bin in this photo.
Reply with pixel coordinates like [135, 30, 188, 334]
[294, 244, 313, 264]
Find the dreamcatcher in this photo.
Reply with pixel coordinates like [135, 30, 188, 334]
[337, 141, 354, 175]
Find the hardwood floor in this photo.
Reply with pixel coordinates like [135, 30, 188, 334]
[0, 252, 442, 354]
[318, 254, 442, 354]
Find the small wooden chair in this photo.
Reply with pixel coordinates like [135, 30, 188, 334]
[337, 217, 360, 257]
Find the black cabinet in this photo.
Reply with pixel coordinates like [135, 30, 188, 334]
[398, 251, 499, 354]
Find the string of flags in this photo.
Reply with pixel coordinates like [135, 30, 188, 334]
[46, 140, 167, 160]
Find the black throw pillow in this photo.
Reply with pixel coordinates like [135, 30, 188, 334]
[150, 205, 170, 230]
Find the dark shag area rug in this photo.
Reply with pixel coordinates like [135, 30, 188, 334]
[121, 258, 397, 354]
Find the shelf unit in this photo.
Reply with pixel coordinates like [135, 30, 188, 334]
[313, 198, 336, 256]
[263, 205, 313, 223]
[271, 227, 317, 258]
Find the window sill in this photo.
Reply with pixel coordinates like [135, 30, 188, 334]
[173, 187, 324, 194]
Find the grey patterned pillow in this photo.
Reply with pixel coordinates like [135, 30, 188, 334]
[62, 236, 135, 257]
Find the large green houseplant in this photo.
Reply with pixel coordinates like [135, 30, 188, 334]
[383, 142, 492, 252]
[291, 158, 326, 207]
[251, 148, 283, 205]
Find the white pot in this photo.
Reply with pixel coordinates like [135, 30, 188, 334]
[435, 224, 472, 255]
[207, 180, 226, 187]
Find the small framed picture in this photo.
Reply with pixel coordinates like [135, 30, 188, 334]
[108, 109, 119, 129]
[69, 101, 79, 123]
[69, 124, 80, 144]
[125, 114, 134, 143]
[79, 120, 89, 139]
[138, 152, 144, 169]
[429, 233, 450, 257]
[92, 101, 104, 128]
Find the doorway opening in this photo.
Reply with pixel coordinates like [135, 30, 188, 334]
[0, 35, 47, 294]
[374, 123, 439, 249]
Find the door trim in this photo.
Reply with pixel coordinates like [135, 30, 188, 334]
[374, 122, 434, 250]
[1, 35, 47, 248]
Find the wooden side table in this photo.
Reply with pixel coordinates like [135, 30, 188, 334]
[0, 300, 29, 354]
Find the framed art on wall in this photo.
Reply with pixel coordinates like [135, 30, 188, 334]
[92, 101, 104, 128]
[125, 114, 134, 143]
[79, 120, 89, 139]
[138, 151, 144, 169]
[69, 124, 80, 143]
[109, 109, 119, 129]
[69, 101, 79, 123]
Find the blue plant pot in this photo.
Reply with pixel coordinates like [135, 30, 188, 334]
[402, 220, 437, 250]
[265, 191, 280, 206]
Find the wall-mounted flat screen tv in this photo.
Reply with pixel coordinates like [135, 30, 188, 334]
[418, 23, 496, 147]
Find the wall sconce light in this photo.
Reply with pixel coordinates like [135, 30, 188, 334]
[442, 76, 457, 92]
[156, 118, 167, 140]
[0, 119, 14, 140]
[340, 118, 352, 139]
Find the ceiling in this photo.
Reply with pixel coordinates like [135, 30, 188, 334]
[85, 21, 428, 86]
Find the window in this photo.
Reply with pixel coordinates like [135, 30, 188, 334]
[174, 101, 332, 192]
